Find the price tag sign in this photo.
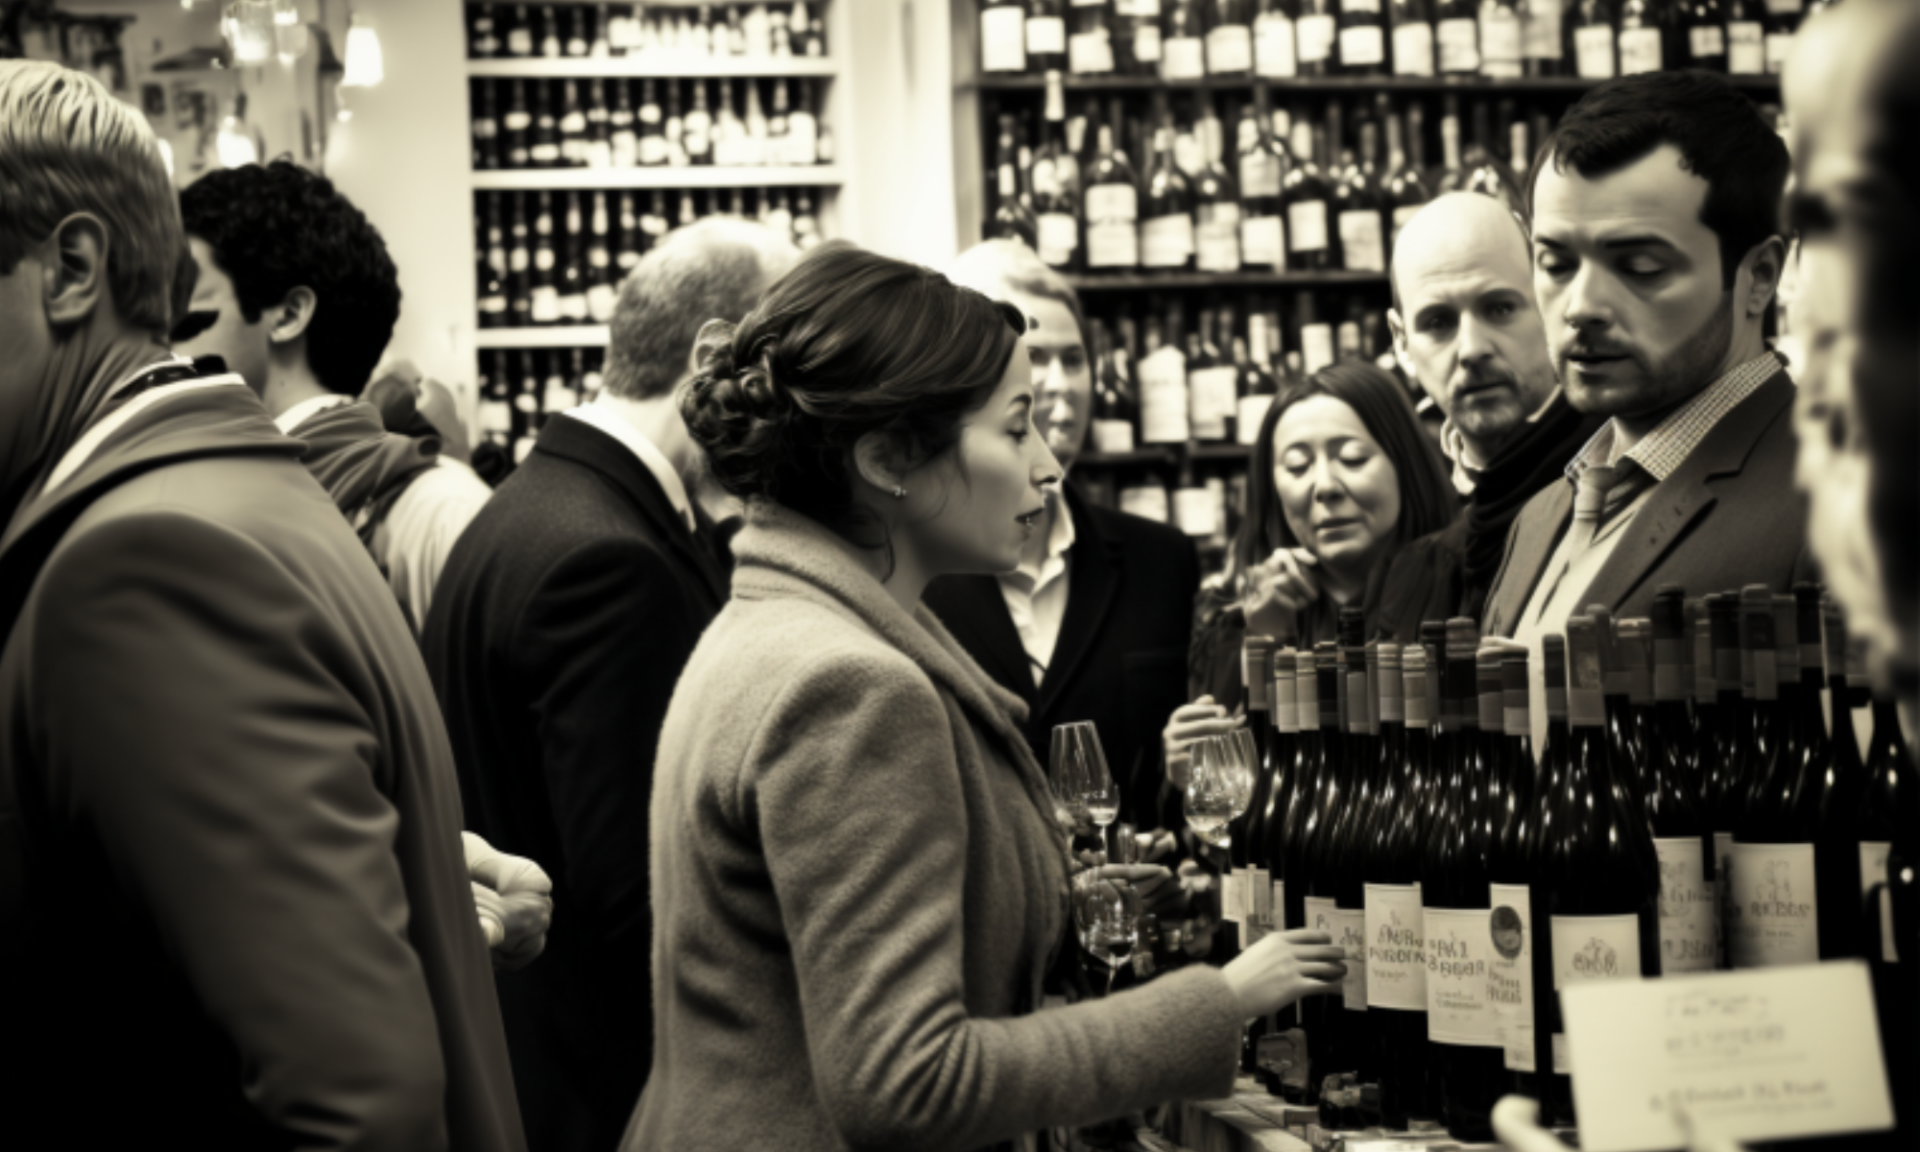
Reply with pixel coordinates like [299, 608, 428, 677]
[1562, 961, 1895, 1152]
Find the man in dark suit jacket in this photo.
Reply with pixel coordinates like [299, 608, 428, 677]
[423, 218, 797, 1152]
[928, 241, 1198, 832]
[0, 61, 523, 1151]
[1480, 72, 1814, 746]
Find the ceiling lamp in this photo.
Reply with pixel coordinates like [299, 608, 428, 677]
[221, 1, 275, 66]
[341, 12, 383, 88]
[274, 1, 309, 62]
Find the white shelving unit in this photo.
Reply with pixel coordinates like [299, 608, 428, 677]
[473, 166, 844, 192]
[469, 56, 838, 79]
[476, 325, 611, 349]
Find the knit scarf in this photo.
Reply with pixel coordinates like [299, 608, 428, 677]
[1460, 391, 1607, 598]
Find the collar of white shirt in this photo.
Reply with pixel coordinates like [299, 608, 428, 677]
[274, 392, 351, 434]
[563, 397, 698, 533]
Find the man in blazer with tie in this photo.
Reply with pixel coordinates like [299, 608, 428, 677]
[423, 219, 797, 1152]
[1481, 72, 1816, 743]
[927, 241, 1199, 833]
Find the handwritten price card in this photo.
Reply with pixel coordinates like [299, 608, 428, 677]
[1562, 961, 1894, 1151]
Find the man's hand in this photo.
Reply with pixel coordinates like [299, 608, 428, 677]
[1162, 696, 1242, 790]
[464, 831, 554, 971]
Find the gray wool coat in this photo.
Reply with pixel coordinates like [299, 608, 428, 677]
[625, 501, 1245, 1152]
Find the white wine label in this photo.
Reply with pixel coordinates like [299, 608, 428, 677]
[1173, 485, 1216, 537]
[1524, 3, 1563, 60]
[1161, 36, 1206, 80]
[1037, 213, 1078, 266]
[1138, 348, 1190, 443]
[1424, 906, 1500, 1047]
[1619, 27, 1662, 74]
[1766, 31, 1794, 74]
[1860, 841, 1895, 963]
[1085, 184, 1138, 224]
[1304, 895, 1339, 936]
[1338, 27, 1384, 68]
[1437, 18, 1479, 73]
[1296, 14, 1336, 64]
[1480, 13, 1521, 71]
[1240, 152, 1282, 199]
[1196, 220, 1241, 272]
[1338, 210, 1386, 272]
[1142, 214, 1195, 267]
[1238, 395, 1274, 446]
[1654, 837, 1717, 973]
[1255, 15, 1298, 77]
[1249, 867, 1273, 923]
[1689, 25, 1725, 59]
[1550, 912, 1641, 1072]
[1488, 883, 1537, 1072]
[1365, 883, 1427, 1011]
[1092, 419, 1135, 454]
[1392, 23, 1434, 76]
[1301, 323, 1335, 375]
[1069, 30, 1115, 74]
[981, 8, 1027, 72]
[1287, 199, 1329, 253]
[1087, 222, 1139, 269]
[1190, 366, 1238, 438]
[1118, 484, 1169, 523]
[1575, 25, 1616, 79]
[1728, 841, 1818, 968]
[1206, 25, 1254, 73]
[1272, 880, 1287, 927]
[1026, 16, 1066, 54]
[1240, 215, 1284, 268]
[1728, 22, 1764, 73]
[1223, 869, 1246, 923]
[1335, 908, 1370, 1010]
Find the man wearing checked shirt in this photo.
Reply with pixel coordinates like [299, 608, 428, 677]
[1478, 71, 1818, 747]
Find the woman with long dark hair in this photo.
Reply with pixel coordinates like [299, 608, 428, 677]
[630, 241, 1346, 1151]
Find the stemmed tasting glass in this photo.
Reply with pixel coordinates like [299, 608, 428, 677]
[1051, 721, 1118, 861]
[1073, 822, 1142, 996]
[1184, 734, 1244, 850]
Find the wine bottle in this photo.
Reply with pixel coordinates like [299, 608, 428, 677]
[1617, 0, 1671, 75]
[1688, 596, 1716, 750]
[1435, 0, 1479, 74]
[1162, 0, 1209, 80]
[1680, 0, 1727, 70]
[537, 2, 562, 57]
[1139, 308, 1190, 444]
[1195, 97, 1243, 273]
[1844, 604, 1900, 967]
[1235, 321, 1280, 445]
[1090, 320, 1139, 453]
[683, 80, 713, 166]
[1029, 0, 1068, 72]
[1233, 634, 1279, 907]
[1386, 104, 1431, 244]
[1210, 0, 1257, 75]
[1569, 0, 1618, 79]
[1295, 290, 1335, 375]
[1647, 588, 1717, 974]
[1329, 621, 1379, 1112]
[1238, 82, 1289, 270]
[1279, 643, 1329, 1103]
[1588, 607, 1647, 813]
[529, 191, 560, 325]
[1283, 114, 1333, 271]
[1790, 586, 1867, 965]
[1069, 0, 1118, 74]
[1703, 593, 1747, 968]
[1302, 642, 1348, 1104]
[1545, 615, 1661, 1125]
[1858, 673, 1918, 1144]
[1085, 110, 1141, 271]
[1258, 647, 1309, 1097]
[1297, 0, 1339, 76]
[477, 212, 507, 329]
[558, 193, 588, 323]
[1479, 0, 1523, 77]
[1522, 0, 1566, 74]
[586, 191, 616, 323]
[1338, 0, 1387, 75]
[982, 0, 1028, 71]
[1763, 0, 1802, 75]
[1391, 0, 1436, 75]
[1336, 111, 1387, 273]
[1255, 0, 1301, 78]
[1491, 645, 1552, 1116]
[1724, 0, 1765, 73]
[990, 114, 1039, 247]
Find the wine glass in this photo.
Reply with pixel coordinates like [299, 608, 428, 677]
[1049, 723, 1091, 834]
[1184, 734, 1240, 850]
[1073, 854, 1140, 996]
[1052, 721, 1118, 859]
[1225, 726, 1259, 815]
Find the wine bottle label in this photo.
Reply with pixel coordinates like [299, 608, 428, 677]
[1689, 25, 1725, 59]
[1479, 12, 1521, 75]
[980, 9, 1027, 72]
[1619, 27, 1662, 75]
[1305, 895, 1338, 936]
[1237, 395, 1274, 446]
[1142, 214, 1195, 267]
[531, 287, 560, 323]
[1727, 841, 1820, 968]
[1190, 366, 1238, 438]
[1240, 215, 1285, 268]
[1424, 907, 1499, 1047]
[1766, 31, 1794, 74]
[1287, 199, 1329, 253]
[1339, 27, 1384, 68]
[1087, 222, 1140, 268]
[1437, 18, 1479, 73]
[1207, 26, 1254, 73]
[1118, 484, 1170, 523]
[1392, 23, 1434, 76]
[1653, 838, 1717, 974]
[1767, 0, 1804, 11]
[1338, 210, 1385, 273]
[1069, 30, 1115, 74]
[1173, 485, 1216, 537]
[1249, 867, 1273, 924]
[1365, 883, 1427, 1011]
[1196, 221, 1241, 272]
[1549, 912, 1640, 1070]
[1027, 16, 1066, 55]
[1139, 349, 1191, 443]
[1223, 869, 1247, 923]
[1335, 908, 1370, 1010]
[1161, 36, 1206, 80]
[1085, 184, 1138, 224]
[1296, 14, 1336, 64]
[1092, 419, 1136, 454]
[1240, 152, 1283, 199]
[1301, 323, 1335, 376]
[1575, 25, 1616, 79]
[1524, 4, 1563, 60]
[1271, 879, 1286, 927]
[1133, 25, 1162, 63]
[1255, 15, 1298, 78]
[1488, 883, 1536, 1072]
[1860, 842, 1896, 963]
[587, 284, 616, 324]
[1037, 213, 1078, 266]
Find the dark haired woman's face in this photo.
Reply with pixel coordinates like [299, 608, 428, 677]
[909, 349, 1060, 576]
[1271, 396, 1402, 580]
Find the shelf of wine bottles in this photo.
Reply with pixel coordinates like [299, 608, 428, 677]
[973, 1, 1800, 84]
[477, 345, 607, 464]
[475, 186, 827, 335]
[968, 71, 1782, 92]
[467, 2, 829, 64]
[1209, 583, 1913, 1144]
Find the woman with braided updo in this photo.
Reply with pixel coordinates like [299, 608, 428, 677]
[630, 242, 1345, 1152]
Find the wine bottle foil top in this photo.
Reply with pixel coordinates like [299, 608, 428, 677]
[1771, 594, 1800, 675]
[1651, 585, 1687, 640]
[1444, 615, 1478, 658]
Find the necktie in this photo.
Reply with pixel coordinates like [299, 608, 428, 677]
[1567, 464, 1622, 558]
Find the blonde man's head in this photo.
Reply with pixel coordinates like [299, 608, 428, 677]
[0, 60, 183, 335]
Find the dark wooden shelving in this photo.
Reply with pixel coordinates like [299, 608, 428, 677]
[1077, 442, 1253, 468]
[968, 73, 1783, 95]
[1064, 270, 1388, 291]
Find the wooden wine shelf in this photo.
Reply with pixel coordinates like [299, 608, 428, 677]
[1065, 270, 1388, 291]
[969, 73, 1783, 94]
[477, 325, 610, 348]
[467, 57, 838, 79]
[1077, 443, 1254, 468]
[473, 166, 843, 190]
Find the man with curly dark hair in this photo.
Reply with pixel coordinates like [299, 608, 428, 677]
[175, 159, 492, 634]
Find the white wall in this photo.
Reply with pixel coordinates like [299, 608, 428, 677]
[842, 0, 961, 269]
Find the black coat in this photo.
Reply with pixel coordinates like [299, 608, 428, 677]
[423, 415, 727, 1152]
[923, 487, 1199, 831]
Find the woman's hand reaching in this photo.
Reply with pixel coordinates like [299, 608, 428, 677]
[1162, 696, 1242, 790]
[1221, 929, 1347, 1020]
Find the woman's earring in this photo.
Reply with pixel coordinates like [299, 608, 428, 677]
[890, 486, 907, 499]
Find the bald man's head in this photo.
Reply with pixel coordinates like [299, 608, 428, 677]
[1387, 194, 1557, 463]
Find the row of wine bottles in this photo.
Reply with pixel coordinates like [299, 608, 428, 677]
[475, 186, 826, 328]
[467, 1, 826, 61]
[980, 0, 1809, 80]
[1212, 587, 1913, 1140]
[477, 346, 607, 465]
[470, 76, 831, 170]
[988, 78, 1550, 274]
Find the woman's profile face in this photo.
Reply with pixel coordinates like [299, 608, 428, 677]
[1271, 395, 1402, 579]
[909, 347, 1062, 576]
